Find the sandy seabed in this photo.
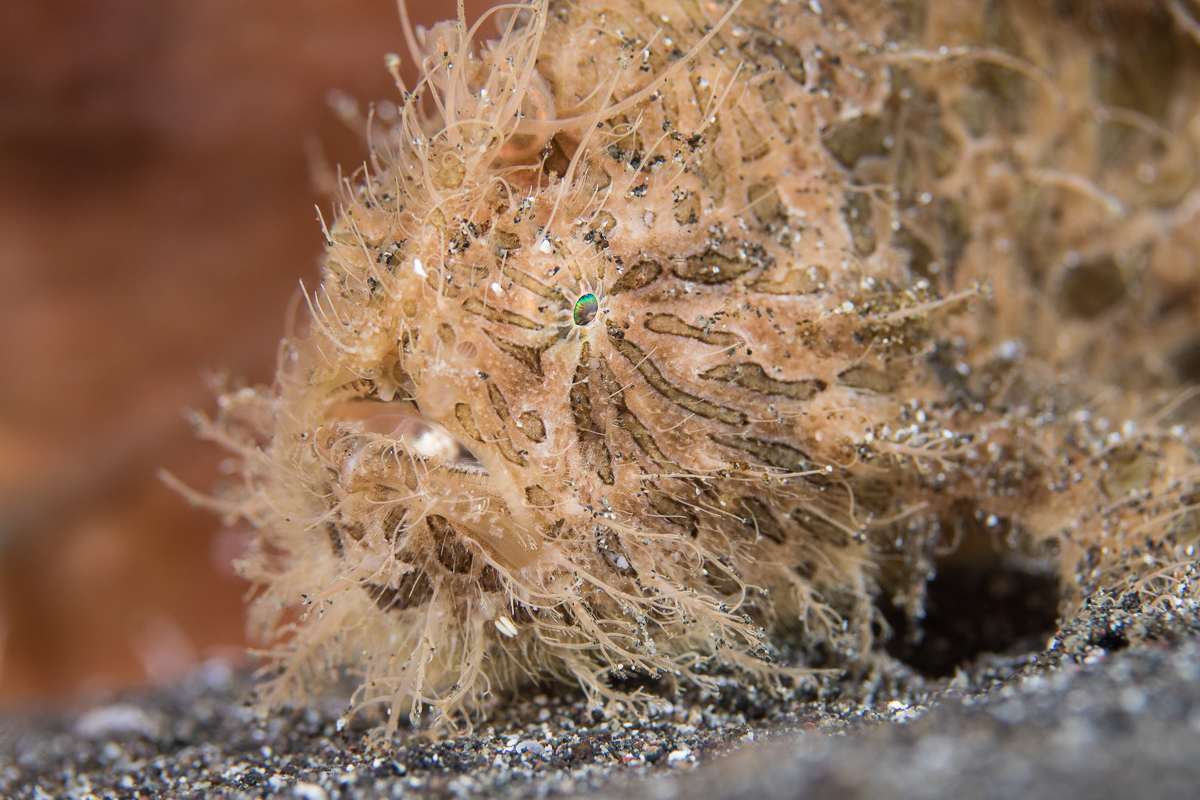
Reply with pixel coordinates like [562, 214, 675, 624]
[4, 593, 1200, 800]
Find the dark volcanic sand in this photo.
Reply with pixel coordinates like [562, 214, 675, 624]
[3, 592, 1200, 800]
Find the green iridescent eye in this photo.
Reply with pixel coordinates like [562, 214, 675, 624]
[573, 293, 599, 326]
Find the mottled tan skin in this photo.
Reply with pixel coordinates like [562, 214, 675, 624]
[204, 0, 1200, 733]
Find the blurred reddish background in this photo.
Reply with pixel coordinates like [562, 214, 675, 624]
[0, 0, 490, 703]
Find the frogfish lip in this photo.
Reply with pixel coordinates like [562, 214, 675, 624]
[327, 398, 543, 569]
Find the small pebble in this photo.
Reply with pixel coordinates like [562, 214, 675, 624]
[515, 740, 547, 758]
[293, 782, 329, 800]
[667, 748, 691, 764]
[75, 705, 158, 739]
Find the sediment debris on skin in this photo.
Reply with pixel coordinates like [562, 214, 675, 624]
[189, 0, 1200, 737]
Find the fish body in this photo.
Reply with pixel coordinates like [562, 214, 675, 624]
[202, 0, 1200, 734]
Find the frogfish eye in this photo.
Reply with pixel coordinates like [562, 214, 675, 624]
[573, 293, 599, 326]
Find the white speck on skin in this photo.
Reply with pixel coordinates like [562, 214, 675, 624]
[995, 340, 1019, 360]
[495, 616, 519, 638]
[412, 258, 427, 277]
[491, 281, 503, 294]
[538, 238, 554, 254]
[411, 428, 460, 459]
[605, 551, 630, 571]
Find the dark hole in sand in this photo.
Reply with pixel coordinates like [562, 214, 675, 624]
[880, 519, 1061, 678]
[1093, 629, 1130, 652]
